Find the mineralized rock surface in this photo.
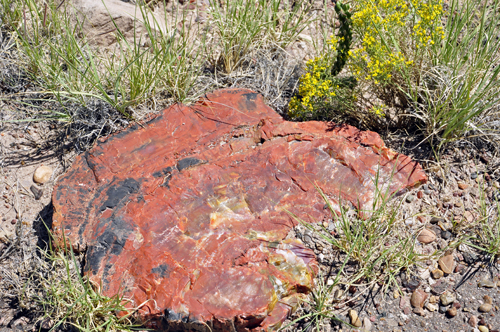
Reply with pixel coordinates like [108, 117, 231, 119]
[52, 88, 426, 331]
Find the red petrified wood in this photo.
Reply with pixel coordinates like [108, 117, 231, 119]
[52, 89, 426, 331]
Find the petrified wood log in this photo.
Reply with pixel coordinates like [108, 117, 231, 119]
[52, 88, 426, 331]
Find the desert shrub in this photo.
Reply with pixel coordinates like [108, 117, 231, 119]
[290, 0, 500, 150]
[288, 1, 356, 121]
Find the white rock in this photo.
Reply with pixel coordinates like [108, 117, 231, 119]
[420, 269, 430, 279]
[362, 317, 372, 331]
[425, 302, 438, 312]
[33, 165, 53, 184]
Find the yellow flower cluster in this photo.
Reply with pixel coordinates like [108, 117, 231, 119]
[289, 36, 341, 117]
[371, 105, 386, 117]
[413, 1, 445, 47]
[350, 0, 445, 84]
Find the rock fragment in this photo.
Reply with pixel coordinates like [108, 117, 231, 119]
[438, 253, 455, 274]
[51, 89, 427, 330]
[425, 302, 437, 312]
[362, 317, 372, 331]
[30, 185, 43, 200]
[469, 315, 478, 327]
[431, 269, 444, 279]
[33, 165, 53, 184]
[440, 291, 456, 306]
[417, 228, 436, 244]
[410, 289, 428, 308]
[479, 295, 493, 313]
[446, 306, 457, 317]
[349, 310, 362, 327]
[478, 279, 496, 288]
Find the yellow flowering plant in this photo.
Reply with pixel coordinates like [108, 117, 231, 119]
[348, 0, 446, 123]
[289, 1, 356, 121]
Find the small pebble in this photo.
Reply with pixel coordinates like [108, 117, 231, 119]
[417, 191, 423, 199]
[405, 278, 421, 291]
[30, 185, 43, 200]
[441, 230, 452, 240]
[469, 315, 478, 327]
[425, 302, 438, 312]
[349, 309, 362, 327]
[406, 194, 415, 203]
[33, 165, 53, 184]
[440, 291, 456, 306]
[478, 326, 489, 332]
[463, 252, 478, 264]
[471, 173, 478, 179]
[410, 289, 428, 308]
[431, 280, 449, 295]
[362, 317, 372, 331]
[424, 189, 431, 195]
[446, 306, 457, 317]
[455, 264, 465, 273]
[432, 269, 444, 279]
[458, 182, 469, 190]
[11, 219, 17, 225]
[479, 303, 492, 313]
[413, 307, 425, 316]
[418, 228, 436, 244]
[438, 305, 447, 314]
[430, 217, 444, 224]
[478, 279, 496, 288]
[438, 254, 455, 274]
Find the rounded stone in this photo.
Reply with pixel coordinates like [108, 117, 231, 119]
[417, 228, 436, 244]
[425, 302, 437, 312]
[469, 315, 478, 327]
[441, 230, 452, 240]
[413, 307, 425, 316]
[411, 289, 428, 308]
[478, 326, 489, 332]
[440, 291, 456, 306]
[406, 194, 415, 203]
[479, 303, 492, 313]
[478, 279, 496, 288]
[431, 269, 444, 279]
[438, 254, 455, 274]
[349, 309, 362, 327]
[33, 165, 53, 184]
[446, 306, 457, 317]
[362, 317, 372, 331]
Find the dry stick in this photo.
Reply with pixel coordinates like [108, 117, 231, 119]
[56, 0, 67, 10]
[43, 3, 47, 29]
